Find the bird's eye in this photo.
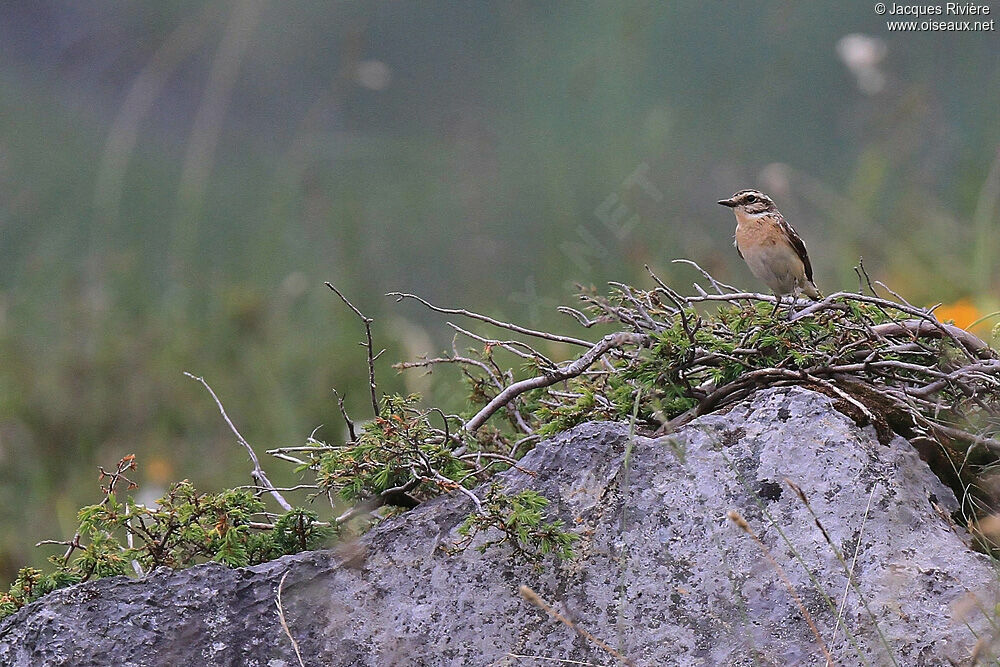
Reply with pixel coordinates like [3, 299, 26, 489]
[745, 195, 757, 204]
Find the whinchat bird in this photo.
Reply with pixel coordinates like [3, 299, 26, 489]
[717, 189, 821, 312]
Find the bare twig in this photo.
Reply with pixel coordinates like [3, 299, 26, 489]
[670, 259, 739, 294]
[184, 372, 292, 511]
[267, 445, 336, 454]
[388, 291, 592, 348]
[855, 258, 879, 297]
[331, 388, 358, 442]
[269, 452, 308, 465]
[396, 355, 503, 388]
[870, 321, 995, 359]
[557, 305, 604, 328]
[237, 484, 322, 494]
[327, 283, 381, 416]
[447, 321, 557, 369]
[333, 478, 421, 525]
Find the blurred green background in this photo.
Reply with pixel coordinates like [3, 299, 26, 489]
[1, 1, 998, 582]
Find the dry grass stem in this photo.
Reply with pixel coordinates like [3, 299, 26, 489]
[727, 511, 835, 666]
[518, 585, 636, 667]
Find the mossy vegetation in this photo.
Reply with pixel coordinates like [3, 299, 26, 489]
[1, 456, 331, 619]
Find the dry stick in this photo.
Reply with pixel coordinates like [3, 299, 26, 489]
[327, 283, 381, 417]
[870, 321, 995, 360]
[685, 290, 789, 306]
[910, 360, 1000, 398]
[669, 258, 740, 294]
[874, 280, 918, 310]
[275, 571, 306, 667]
[853, 260, 912, 341]
[239, 483, 322, 493]
[519, 585, 636, 667]
[853, 261, 912, 358]
[388, 291, 593, 348]
[426, 468, 484, 513]
[586, 292, 645, 332]
[332, 478, 421, 525]
[269, 452, 308, 466]
[929, 421, 1000, 454]
[463, 332, 649, 432]
[184, 372, 292, 511]
[447, 321, 558, 368]
[853, 264, 869, 296]
[557, 305, 604, 328]
[608, 282, 662, 331]
[254, 422, 438, 528]
[331, 387, 357, 442]
[727, 511, 835, 666]
[397, 355, 503, 389]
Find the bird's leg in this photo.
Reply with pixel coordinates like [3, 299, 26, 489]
[786, 295, 797, 321]
[769, 293, 782, 319]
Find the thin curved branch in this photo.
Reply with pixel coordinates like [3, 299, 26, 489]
[670, 259, 739, 294]
[464, 332, 650, 432]
[327, 283, 382, 416]
[447, 321, 557, 369]
[870, 321, 995, 360]
[388, 291, 592, 348]
[184, 372, 292, 511]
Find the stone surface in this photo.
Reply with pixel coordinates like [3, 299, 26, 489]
[2, 386, 997, 666]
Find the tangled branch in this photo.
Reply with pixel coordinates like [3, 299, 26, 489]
[391, 260, 1000, 521]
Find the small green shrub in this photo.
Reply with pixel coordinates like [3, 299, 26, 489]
[450, 484, 579, 562]
[0, 456, 331, 620]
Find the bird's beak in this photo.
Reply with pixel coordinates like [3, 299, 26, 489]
[717, 198, 738, 208]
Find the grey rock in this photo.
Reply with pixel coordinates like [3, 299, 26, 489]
[1, 386, 997, 666]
